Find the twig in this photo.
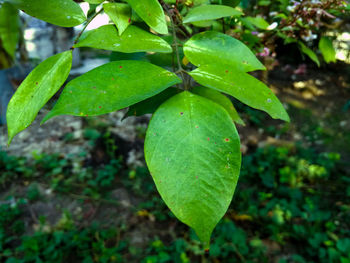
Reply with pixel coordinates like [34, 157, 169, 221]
[72, 9, 103, 47]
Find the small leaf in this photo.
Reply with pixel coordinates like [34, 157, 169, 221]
[299, 42, 320, 67]
[319, 36, 336, 63]
[125, 88, 179, 118]
[184, 31, 265, 72]
[242, 16, 269, 30]
[84, 0, 104, 3]
[103, 3, 132, 36]
[192, 86, 244, 125]
[125, 0, 168, 34]
[183, 4, 242, 24]
[7, 51, 72, 145]
[5, 0, 86, 27]
[42, 61, 181, 123]
[74, 25, 172, 53]
[189, 65, 290, 122]
[145, 91, 241, 247]
[0, 3, 19, 58]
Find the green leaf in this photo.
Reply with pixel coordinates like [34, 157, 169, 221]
[192, 86, 245, 125]
[103, 3, 132, 36]
[319, 36, 336, 63]
[0, 3, 19, 58]
[242, 16, 269, 30]
[125, 0, 168, 34]
[7, 51, 72, 145]
[145, 91, 241, 247]
[189, 65, 290, 122]
[299, 42, 320, 67]
[42, 61, 181, 123]
[74, 25, 172, 53]
[5, 0, 86, 27]
[125, 88, 179, 118]
[183, 4, 242, 24]
[184, 31, 265, 72]
[84, 0, 104, 3]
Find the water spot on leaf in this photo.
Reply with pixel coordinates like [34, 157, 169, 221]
[267, 98, 272, 103]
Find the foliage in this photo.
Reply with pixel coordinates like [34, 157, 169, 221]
[0, 142, 349, 262]
[237, 0, 348, 65]
[3, 0, 348, 247]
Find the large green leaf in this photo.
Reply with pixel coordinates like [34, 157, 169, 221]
[5, 0, 86, 27]
[7, 51, 72, 145]
[125, 0, 168, 34]
[74, 25, 172, 53]
[145, 91, 241, 247]
[42, 61, 181, 123]
[103, 3, 132, 36]
[189, 65, 290, 122]
[0, 3, 19, 58]
[192, 86, 244, 125]
[319, 36, 336, 63]
[184, 31, 265, 72]
[183, 4, 242, 24]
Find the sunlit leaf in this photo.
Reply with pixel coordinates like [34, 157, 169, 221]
[7, 51, 73, 145]
[74, 25, 172, 53]
[183, 4, 242, 23]
[103, 3, 132, 36]
[319, 36, 336, 63]
[5, 0, 86, 27]
[189, 65, 290, 122]
[145, 91, 241, 247]
[125, 0, 168, 34]
[42, 61, 181, 123]
[184, 31, 265, 72]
